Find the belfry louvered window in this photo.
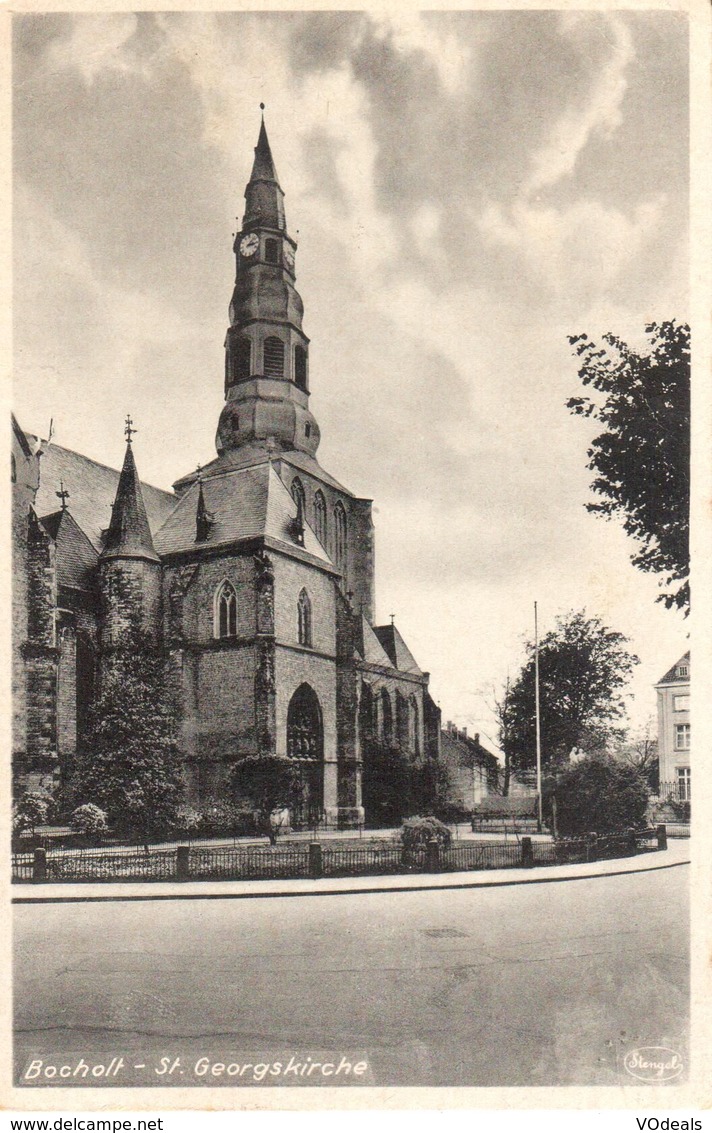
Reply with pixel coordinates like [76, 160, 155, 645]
[294, 346, 308, 391]
[265, 238, 280, 264]
[264, 336, 285, 378]
[233, 337, 251, 383]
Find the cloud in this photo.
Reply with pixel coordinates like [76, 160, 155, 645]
[523, 13, 634, 197]
[46, 13, 142, 86]
[368, 12, 472, 96]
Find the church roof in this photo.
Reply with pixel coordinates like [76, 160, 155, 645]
[102, 443, 160, 562]
[357, 616, 394, 668]
[173, 448, 355, 498]
[656, 650, 690, 686]
[39, 508, 99, 591]
[372, 623, 424, 676]
[29, 439, 176, 553]
[154, 462, 334, 564]
[250, 119, 279, 184]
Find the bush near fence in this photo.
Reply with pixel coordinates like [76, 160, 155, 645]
[13, 827, 665, 884]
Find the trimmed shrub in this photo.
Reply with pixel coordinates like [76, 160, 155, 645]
[70, 804, 109, 840]
[401, 815, 452, 850]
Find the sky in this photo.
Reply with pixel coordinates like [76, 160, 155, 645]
[12, 10, 690, 749]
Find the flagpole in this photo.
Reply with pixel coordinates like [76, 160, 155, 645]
[534, 601, 543, 832]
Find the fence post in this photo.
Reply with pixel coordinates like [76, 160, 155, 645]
[426, 838, 440, 873]
[656, 823, 668, 851]
[585, 834, 598, 862]
[33, 847, 47, 882]
[309, 842, 323, 879]
[521, 836, 534, 869]
[176, 845, 190, 881]
[627, 830, 638, 856]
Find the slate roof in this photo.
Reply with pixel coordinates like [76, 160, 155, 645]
[154, 462, 334, 564]
[102, 444, 159, 562]
[173, 447, 354, 498]
[29, 439, 176, 553]
[40, 509, 99, 591]
[251, 119, 279, 184]
[656, 650, 691, 686]
[357, 616, 394, 669]
[372, 623, 424, 676]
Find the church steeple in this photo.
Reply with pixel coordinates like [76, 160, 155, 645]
[101, 440, 159, 563]
[217, 111, 320, 459]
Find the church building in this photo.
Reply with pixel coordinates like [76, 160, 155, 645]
[11, 117, 442, 828]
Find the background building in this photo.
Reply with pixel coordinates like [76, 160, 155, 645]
[655, 650, 691, 801]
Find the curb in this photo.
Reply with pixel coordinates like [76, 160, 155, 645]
[12, 845, 690, 905]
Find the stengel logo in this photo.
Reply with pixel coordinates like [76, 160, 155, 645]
[623, 1046, 683, 1083]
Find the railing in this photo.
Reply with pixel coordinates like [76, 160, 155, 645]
[13, 826, 667, 884]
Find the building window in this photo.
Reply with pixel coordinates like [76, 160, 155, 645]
[333, 501, 347, 574]
[264, 336, 285, 378]
[410, 694, 420, 756]
[233, 336, 251, 383]
[265, 238, 280, 264]
[677, 664, 689, 678]
[215, 580, 237, 639]
[297, 588, 312, 647]
[677, 767, 691, 801]
[11, 453, 16, 483]
[673, 694, 690, 711]
[313, 490, 327, 547]
[291, 477, 306, 513]
[295, 345, 308, 391]
[675, 723, 690, 750]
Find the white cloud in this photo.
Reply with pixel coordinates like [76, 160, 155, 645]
[524, 13, 634, 196]
[369, 12, 472, 96]
[47, 14, 142, 86]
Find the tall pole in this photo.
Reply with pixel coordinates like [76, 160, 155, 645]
[534, 601, 543, 832]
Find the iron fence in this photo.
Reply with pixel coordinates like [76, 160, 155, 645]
[12, 826, 667, 884]
[188, 844, 310, 881]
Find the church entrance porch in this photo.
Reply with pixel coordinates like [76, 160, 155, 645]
[286, 683, 324, 827]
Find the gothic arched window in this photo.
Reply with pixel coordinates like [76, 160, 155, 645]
[264, 336, 285, 378]
[333, 501, 347, 574]
[297, 588, 312, 647]
[313, 490, 327, 547]
[294, 346, 308, 391]
[291, 477, 306, 514]
[410, 695, 420, 756]
[215, 580, 237, 639]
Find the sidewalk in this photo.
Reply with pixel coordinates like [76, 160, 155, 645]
[12, 834, 689, 904]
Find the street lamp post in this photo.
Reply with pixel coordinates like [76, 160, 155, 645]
[534, 601, 543, 833]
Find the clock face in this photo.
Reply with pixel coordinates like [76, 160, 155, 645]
[284, 245, 295, 270]
[239, 233, 259, 257]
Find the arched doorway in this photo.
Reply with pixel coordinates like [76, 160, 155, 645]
[286, 683, 324, 827]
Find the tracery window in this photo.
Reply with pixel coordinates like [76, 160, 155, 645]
[381, 688, 393, 745]
[215, 580, 237, 639]
[298, 588, 312, 647]
[313, 490, 327, 547]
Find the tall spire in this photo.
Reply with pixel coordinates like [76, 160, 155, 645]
[102, 441, 159, 562]
[217, 112, 320, 459]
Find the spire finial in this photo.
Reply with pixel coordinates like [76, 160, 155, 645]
[56, 480, 70, 511]
[260, 102, 265, 112]
[390, 612, 396, 625]
[124, 414, 137, 444]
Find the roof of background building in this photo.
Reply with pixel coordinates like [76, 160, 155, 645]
[656, 650, 691, 686]
[357, 616, 395, 669]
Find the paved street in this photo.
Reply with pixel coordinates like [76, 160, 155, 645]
[14, 862, 688, 1088]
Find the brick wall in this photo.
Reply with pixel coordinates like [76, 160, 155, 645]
[100, 559, 162, 649]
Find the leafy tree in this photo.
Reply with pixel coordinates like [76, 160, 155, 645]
[229, 754, 302, 840]
[71, 632, 183, 851]
[501, 610, 638, 777]
[567, 321, 690, 613]
[551, 756, 649, 837]
[401, 815, 452, 850]
[613, 718, 659, 792]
